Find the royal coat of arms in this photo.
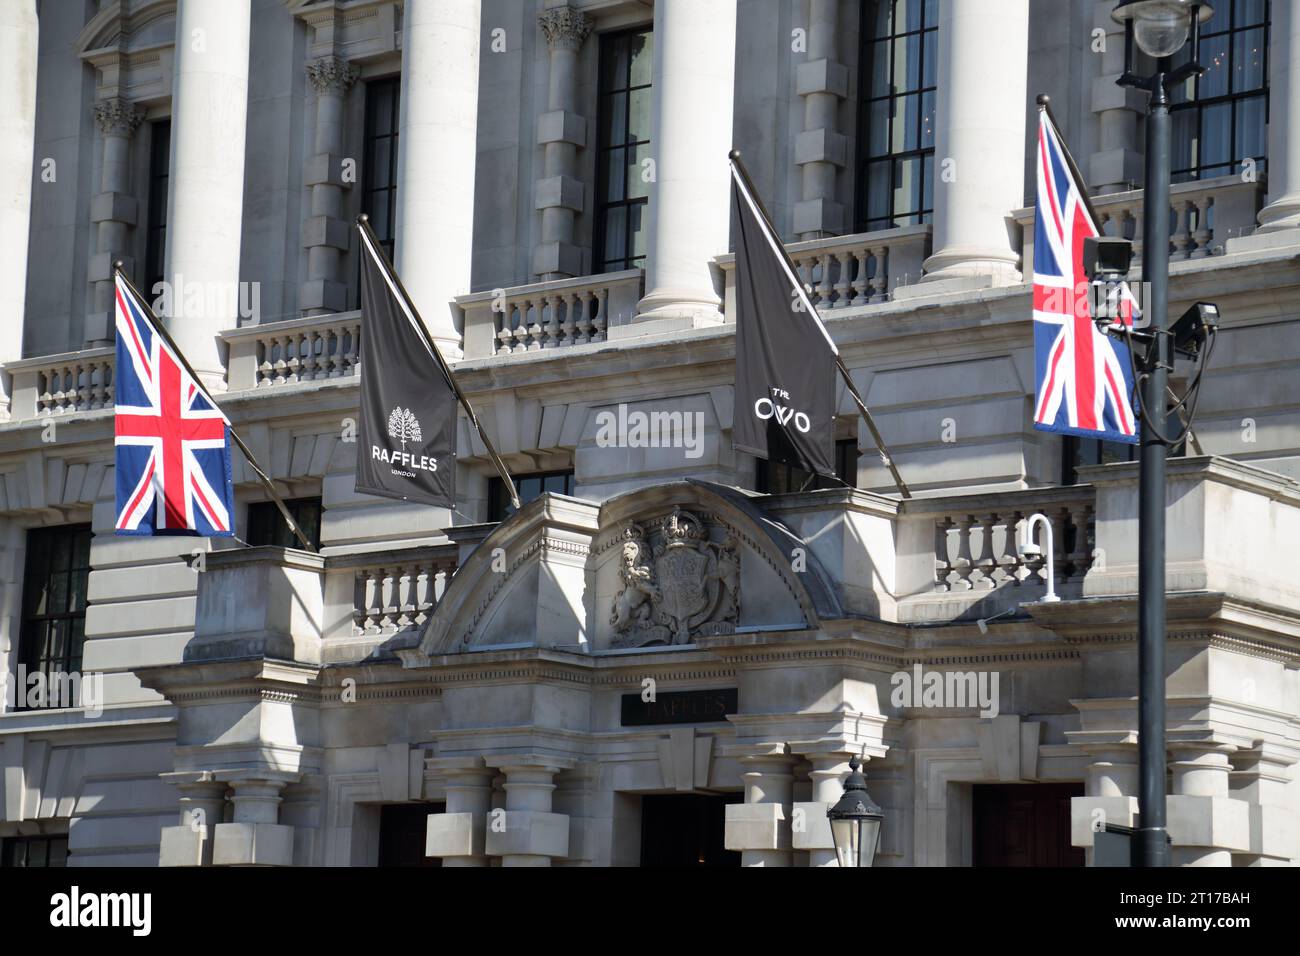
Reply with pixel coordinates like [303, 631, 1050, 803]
[610, 508, 739, 647]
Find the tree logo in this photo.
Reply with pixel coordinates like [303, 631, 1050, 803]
[387, 406, 422, 451]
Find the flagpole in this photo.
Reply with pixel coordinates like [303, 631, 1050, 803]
[728, 150, 911, 499]
[355, 215, 520, 511]
[112, 263, 316, 552]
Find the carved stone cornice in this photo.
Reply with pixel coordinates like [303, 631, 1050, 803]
[306, 55, 360, 95]
[538, 5, 592, 52]
[93, 97, 145, 137]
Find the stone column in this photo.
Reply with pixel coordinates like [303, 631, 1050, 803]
[794, 0, 848, 238]
[634, 0, 737, 330]
[1229, 743, 1300, 866]
[302, 56, 358, 316]
[1167, 739, 1244, 867]
[534, 5, 592, 280]
[165, 0, 253, 387]
[1252, 0, 1300, 235]
[483, 756, 574, 866]
[919, 0, 1029, 288]
[792, 751, 852, 867]
[86, 98, 144, 346]
[212, 775, 296, 866]
[426, 756, 495, 866]
[393, 0, 480, 356]
[158, 772, 227, 867]
[0, 0, 38, 420]
[1088, 0, 1144, 194]
[723, 743, 795, 866]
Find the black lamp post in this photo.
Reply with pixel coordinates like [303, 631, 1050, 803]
[827, 756, 884, 867]
[1111, 0, 1213, 868]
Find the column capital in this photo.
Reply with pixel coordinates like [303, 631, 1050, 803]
[538, 6, 592, 52]
[92, 97, 145, 137]
[306, 55, 360, 95]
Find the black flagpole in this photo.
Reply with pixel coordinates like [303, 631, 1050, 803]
[112, 263, 315, 552]
[728, 149, 911, 499]
[355, 215, 521, 511]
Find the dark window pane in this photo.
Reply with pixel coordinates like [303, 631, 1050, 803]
[868, 98, 890, 156]
[893, 32, 921, 94]
[901, 0, 924, 33]
[873, 0, 893, 36]
[627, 144, 652, 199]
[1232, 26, 1266, 92]
[601, 93, 627, 146]
[601, 34, 630, 91]
[488, 470, 576, 522]
[1205, 1, 1231, 33]
[1199, 33, 1230, 98]
[371, 138, 392, 189]
[1237, 0, 1267, 27]
[1201, 101, 1232, 168]
[628, 87, 652, 142]
[629, 202, 647, 260]
[1235, 94, 1267, 162]
[246, 497, 323, 550]
[867, 160, 891, 223]
[922, 27, 937, 87]
[869, 39, 891, 98]
[604, 205, 627, 263]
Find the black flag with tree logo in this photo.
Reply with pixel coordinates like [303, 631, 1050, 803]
[355, 226, 458, 507]
[730, 161, 838, 480]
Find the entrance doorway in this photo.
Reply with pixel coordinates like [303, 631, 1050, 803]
[377, 802, 445, 867]
[640, 793, 742, 867]
[972, 783, 1083, 866]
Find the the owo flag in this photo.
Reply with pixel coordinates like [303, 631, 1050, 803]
[730, 163, 838, 479]
[355, 227, 458, 507]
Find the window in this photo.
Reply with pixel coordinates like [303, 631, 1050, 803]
[1169, 0, 1269, 182]
[16, 526, 92, 711]
[144, 119, 171, 298]
[362, 78, 401, 259]
[246, 497, 322, 550]
[1, 835, 69, 867]
[856, 0, 938, 232]
[1061, 435, 1136, 486]
[755, 438, 857, 494]
[487, 470, 576, 522]
[594, 27, 654, 273]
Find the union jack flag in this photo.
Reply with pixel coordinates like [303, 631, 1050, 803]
[1032, 110, 1139, 444]
[114, 274, 234, 536]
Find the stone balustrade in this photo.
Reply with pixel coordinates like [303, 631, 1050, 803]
[457, 269, 643, 359]
[2, 347, 115, 419]
[321, 544, 460, 649]
[715, 224, 932, 317]
[896, 485, 1096, 623]
[1013, 175, 1264, 276]
[224, 312, 362, 391]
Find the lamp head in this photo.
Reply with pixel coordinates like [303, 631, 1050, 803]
[1112, 1, 1213, 59]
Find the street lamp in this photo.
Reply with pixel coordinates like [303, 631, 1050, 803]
[1113, 0, 1213, 59]
[1110, 0, 1213, 869]
[827, 756, 884, 867]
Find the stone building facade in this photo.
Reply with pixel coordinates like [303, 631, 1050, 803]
[0, 0, 1297, 867]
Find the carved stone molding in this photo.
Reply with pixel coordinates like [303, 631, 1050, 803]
[306, 55, 360, 96]
[538, 5, 592, 52]
[610, 507, 739, 647]
[92, 98, 145, 137]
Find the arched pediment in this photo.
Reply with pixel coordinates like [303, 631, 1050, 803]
[75, 1, 178, 58]
[412, 481, 843, 661]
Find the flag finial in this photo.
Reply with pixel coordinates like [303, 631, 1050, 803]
[113, 259, 124, 272]
[728, 148, 741, 162]
[1037, 93, 1051, 108]
[357, 213, 369, 225]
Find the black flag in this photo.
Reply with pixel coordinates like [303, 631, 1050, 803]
[355, 227, 458, 507]
[730, 162, 838, 479]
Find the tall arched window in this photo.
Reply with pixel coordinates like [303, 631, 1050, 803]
[856, 0, 938, 232]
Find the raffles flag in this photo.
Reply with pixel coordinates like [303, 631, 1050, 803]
[1033, 108, 1139, 443]
[355, 225, 459, 507]
[114, 273, 235, 536]
[730, 162, 838, 479]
